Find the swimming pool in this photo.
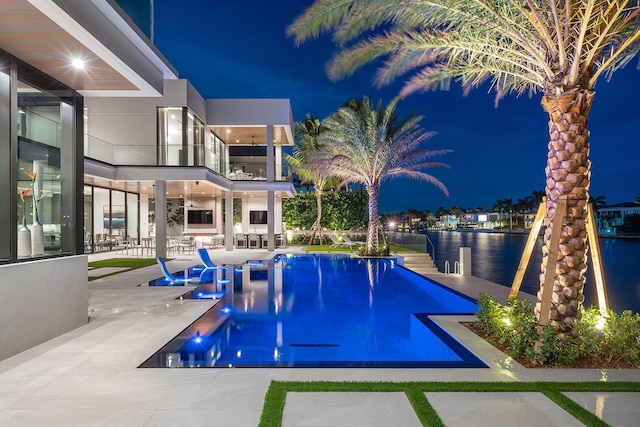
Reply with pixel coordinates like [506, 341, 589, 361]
[140, 254, 486, 368]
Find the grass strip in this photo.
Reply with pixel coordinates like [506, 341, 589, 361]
[88, 258, 171, 281]
[542, 390, 609, 427]
[259, 381, 640, 427]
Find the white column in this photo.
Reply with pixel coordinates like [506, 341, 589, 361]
[225, 191, 233, 251]
[139, 193, 149, 238]
[266, 125, 274, 182]
[459, 247, 472, 276]
[155, 181, 167, 259]
[275, 145, 282, 181]
[215, 196, 223, 234]
[267, 190, 275, 251]
[242, 195, 249, 233]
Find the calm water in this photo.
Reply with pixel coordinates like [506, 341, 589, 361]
[141, 254, 484, 368]
[425, 231, 640, 313]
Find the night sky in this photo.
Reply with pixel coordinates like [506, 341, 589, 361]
[154, 0, 640, 214]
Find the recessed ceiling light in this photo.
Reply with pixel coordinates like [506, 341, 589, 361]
[71, 58, 85, 69]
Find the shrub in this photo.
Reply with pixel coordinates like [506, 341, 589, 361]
[475, 293, 640, 367]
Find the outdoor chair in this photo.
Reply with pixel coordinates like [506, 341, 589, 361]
[342, 235, 365, 247]
[328, 234, 353, 248]
[235, 233, 247, 248]
[275, 233, 286, 248]
[247, 233, 260, 249]
[157, 256, 199, 285]
[197, 248, 218, 270]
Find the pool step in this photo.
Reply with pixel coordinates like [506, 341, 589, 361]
[400, 253, 439, 273]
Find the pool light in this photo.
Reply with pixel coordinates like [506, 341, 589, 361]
[193, 331, 202, 344]
[220, 305, 234, 315]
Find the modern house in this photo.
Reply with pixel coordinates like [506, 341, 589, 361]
[0, 0, 295, 360]
[596, 202, 640, 236]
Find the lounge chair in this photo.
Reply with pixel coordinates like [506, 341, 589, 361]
[328, 234, 354, 248]
[197, 248, 218, 269]
[342, 234, 365, 247]
[157, 256, 199, 285]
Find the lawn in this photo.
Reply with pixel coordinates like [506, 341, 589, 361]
[88, 258, 171, 281]
[259, 381, 640, 427]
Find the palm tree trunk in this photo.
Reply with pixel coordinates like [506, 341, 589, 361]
[306, 188, 324, 245]
[315, 187, 323, 243]
[366, 186, 379, 255]
[539, 90, 594, 334]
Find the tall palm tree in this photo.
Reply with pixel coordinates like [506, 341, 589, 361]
[289, 1, 640, 332]
[491, 199, 506, 229]
[305, 96, 451, 255]
[285, 114, 338, 244]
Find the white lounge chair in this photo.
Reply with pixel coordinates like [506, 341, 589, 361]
[328, 234, 355, 248]
[342, 234, 365, 247]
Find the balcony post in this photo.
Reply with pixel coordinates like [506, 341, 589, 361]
[154, 180, 167, 259]
[266, 124, 274, 182]
[225, 190, 233, 251]
[267, 190, 275, 251]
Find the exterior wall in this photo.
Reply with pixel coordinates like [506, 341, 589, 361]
[184, 197, 218, 235]
[207, 99, 294, 140]
[0, 256, 88, 361]
[85, 79, 205, 148]
[241, 196, 282, 234]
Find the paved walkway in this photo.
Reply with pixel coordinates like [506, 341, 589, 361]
[0, 248, 637, 426]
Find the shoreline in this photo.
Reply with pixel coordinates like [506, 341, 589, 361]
[420, 228, 640, 240]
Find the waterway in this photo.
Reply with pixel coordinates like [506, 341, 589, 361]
[424, 231, 640, 314]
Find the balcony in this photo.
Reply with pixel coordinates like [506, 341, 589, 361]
[84, 134, 291, 181]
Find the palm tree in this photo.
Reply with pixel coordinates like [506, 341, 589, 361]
[285, 114, 338, 245]
[304, 96, 451, 255]
[289, 1, 640, 332]
[530, 190, 546, 208]
[589, 195, 607, 214]
[491, 199, 506, 229]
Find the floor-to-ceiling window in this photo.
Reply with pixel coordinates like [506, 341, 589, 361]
[0, 49, 83, 263]
[84, 185, 140, 253]
[157, 107, 204, 166]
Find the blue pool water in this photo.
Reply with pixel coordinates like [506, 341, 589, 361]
[140, 254, 485, 368]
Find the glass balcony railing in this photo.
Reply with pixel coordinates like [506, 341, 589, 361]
[228, 161, 291, 182]
[84, 135, 292, 181]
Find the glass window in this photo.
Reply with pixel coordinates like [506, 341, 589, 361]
[93, 187, 110, 252]
[157, 107, 183, 166]
[126, 192, 139, 243]
[83, 186, 93, 253]
[17, 81, 65, 258]
[158, 107, 204, 166]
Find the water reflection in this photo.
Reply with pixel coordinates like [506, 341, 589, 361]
[425, 231, 640, 313]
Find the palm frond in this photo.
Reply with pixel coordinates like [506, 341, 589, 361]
[291, 0, 640, 97]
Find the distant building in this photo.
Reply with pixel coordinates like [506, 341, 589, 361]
[596, 202, 640, 236]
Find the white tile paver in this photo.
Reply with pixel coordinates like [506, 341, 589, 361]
[282, 392, 422, 427]
[563, 392, 640, 427]
[426, 392, 585, 427]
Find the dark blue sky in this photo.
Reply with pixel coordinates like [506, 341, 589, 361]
[154, 0, 640, 214]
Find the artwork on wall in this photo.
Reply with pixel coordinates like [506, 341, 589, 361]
[103, 205, 125, 230]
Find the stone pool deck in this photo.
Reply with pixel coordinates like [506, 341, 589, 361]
[0, 248, 637, 426]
